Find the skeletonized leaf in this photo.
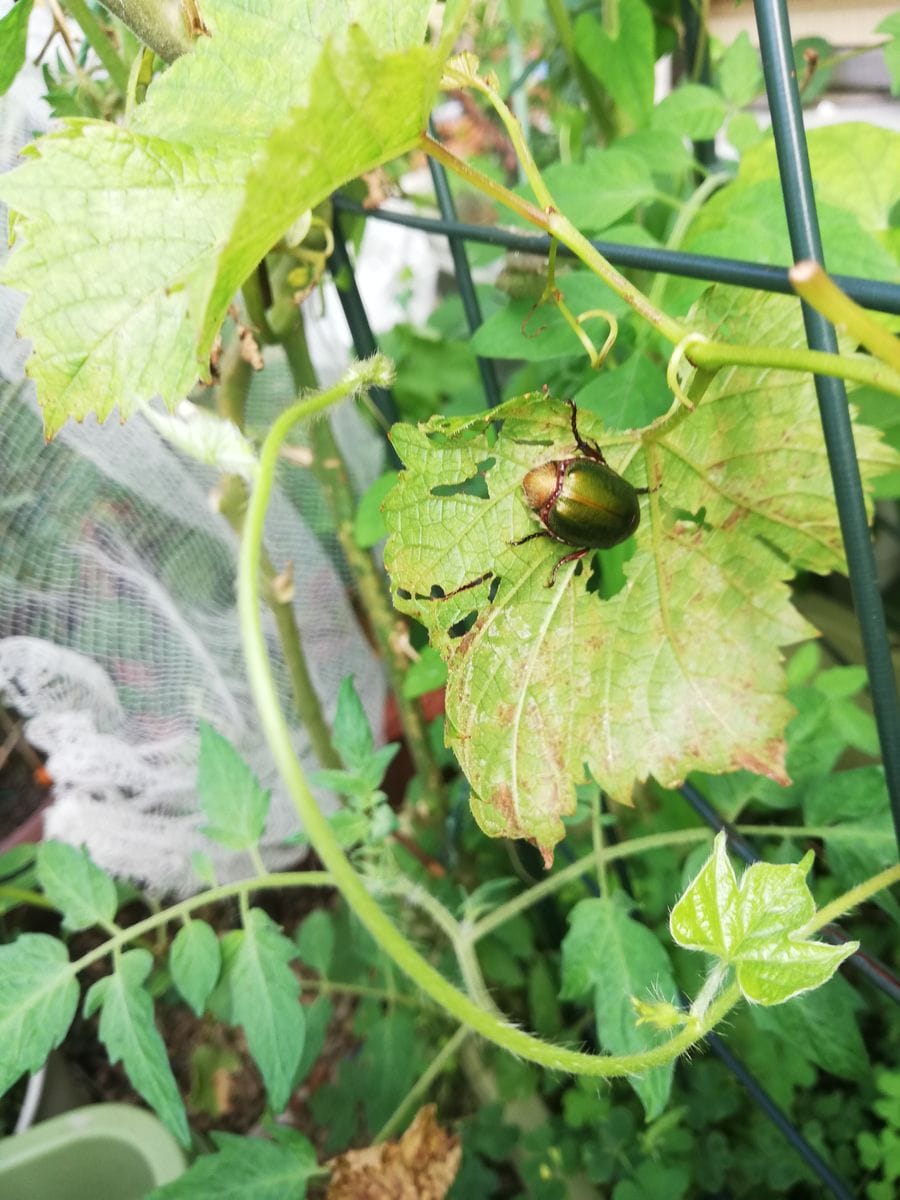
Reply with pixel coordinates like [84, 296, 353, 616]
[383, 290, 898, 862]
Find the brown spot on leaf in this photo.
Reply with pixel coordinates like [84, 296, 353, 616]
[722, 507, 746, 531]
[326, 1105, 460, 1200]
[732, 739, 791, 786]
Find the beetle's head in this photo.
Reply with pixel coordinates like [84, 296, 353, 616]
[522, 460, 561, 514]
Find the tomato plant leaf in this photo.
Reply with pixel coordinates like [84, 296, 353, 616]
[670, 833, 858, 1006]
[0, 0, 442, 434]
[35, 840, 118, 931]
[84, 949, 190, 1144]
[170, 919, 222, 1017]
[0, 0, 33, 97]
[0, 934, 78, 1093]
[197, 722, 271, 851]
[226, 907, 305, 1112]
[560, 898, 677, 1118]
[383, 290, 897, 861]
[147, 1130, 318, 1200]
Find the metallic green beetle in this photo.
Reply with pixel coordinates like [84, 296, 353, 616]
[515, 399, 650, 586]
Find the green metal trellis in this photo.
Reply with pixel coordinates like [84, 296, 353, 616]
[327, 2, 899, 1195]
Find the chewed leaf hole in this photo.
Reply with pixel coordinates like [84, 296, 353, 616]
[431, 458, 495, 499]
[449, 610, 478, 638]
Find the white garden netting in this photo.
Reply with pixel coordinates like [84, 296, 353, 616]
[0, 10, 440, 895]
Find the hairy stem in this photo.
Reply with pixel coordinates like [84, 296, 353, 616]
[99, 0, 199, 63]
[375, 1026, 469, 1143]
[214, 348, 341, 770]
[71, 870, 334, 974]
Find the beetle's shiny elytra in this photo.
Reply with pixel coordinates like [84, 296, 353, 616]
[515, 399, 650, 586]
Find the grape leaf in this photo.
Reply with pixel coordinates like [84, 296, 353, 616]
[670, 832, 857, 1006]
[84, 949, 190, 1144]
[382, 289, 897, 862]
[0, 934, 78, 1093]
[0, 0, 442, 435]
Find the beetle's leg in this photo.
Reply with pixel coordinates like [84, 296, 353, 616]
[633, 483, 661, 496]
[508, 530, 551, 548]
[546, 547, 589, 587]
[566, 398, 607, 464]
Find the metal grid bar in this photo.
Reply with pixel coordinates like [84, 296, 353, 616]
[426, 123, 504, 407]
[331, 195, 900, 315]
[754, 0, 900, 849]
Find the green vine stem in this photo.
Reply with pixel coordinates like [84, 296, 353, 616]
[802, 861, 900, 933]
[100, 0, 200, 63]
[70, 870, 334, 975]
[236, 359, 749, 1078]
[213, 344, 342, 771]
[789, 260, 900, 375]
[278, 319, 445, 804]
[64, 0, 131, 91]
[421, 123, 900, 398]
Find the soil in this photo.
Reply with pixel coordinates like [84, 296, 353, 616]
[0, 717, 50, 848]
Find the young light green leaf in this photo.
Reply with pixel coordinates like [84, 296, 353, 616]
[143, 402, 259, 481]
[0, 0, 33, 96]
[0, 1, 442, 434]
[402, 645, 448, 699]
[295, 910, 335, 976]
[575, 352, 671, 430]
[651, 83, 727, 140]
[147, 1129, 318, 1200]
[471, 272, 628, 361]
[84, 949, 190, 1144]
[331, 676, 375, 769]
[0, 934, 79, 1093]
[670, 832, 858, 1006]
[383, 289, 898, 861]
[170, 920, 222, 1017]
[197, 722, 271, 851]
[574, 1, 656, 128]
[560, 898, 677, 1119]
[36, 840, 118, 931]
[717, 31, 763, 107]
[538, 149, 657, 234]
[226, 908, 305, 1112]
[353, 470, 399, 548]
